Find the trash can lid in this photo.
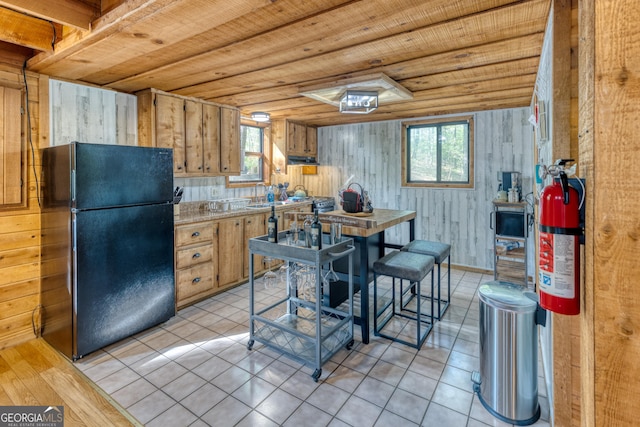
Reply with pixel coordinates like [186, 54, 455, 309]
[478, 281, 538, 313]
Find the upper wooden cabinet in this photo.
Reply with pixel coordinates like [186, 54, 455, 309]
[272, 119, 318, 168]
[220, 107, 241, 175]
[137, 89, 240, 177]
[0, 86, 25, 208]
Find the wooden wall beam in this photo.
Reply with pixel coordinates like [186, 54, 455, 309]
[578, 0, 595, 425]
[591, 0, 640, 425]
[0, 7, 55, 52]
[550, 1, 578, 426]
[0, 0, 97, 30]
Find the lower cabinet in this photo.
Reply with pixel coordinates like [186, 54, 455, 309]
[174, 205, 311, 308]
[216, 213, 266, 289]
[243, 213, 266, 278]
[175, 222, 217, 308]
[217, 217, 244, 289]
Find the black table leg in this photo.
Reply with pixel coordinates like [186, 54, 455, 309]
[409, 218, 415, 241]
[332, 216, 415, 345]
[358, 236, 370, 344]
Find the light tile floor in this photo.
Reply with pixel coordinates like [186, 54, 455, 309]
[76, 268, 550, 427]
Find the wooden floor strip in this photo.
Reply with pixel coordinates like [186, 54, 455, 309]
[0, 339, 141, 426]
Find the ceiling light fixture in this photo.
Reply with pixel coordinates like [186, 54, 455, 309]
[299, 72, 413, 115]
[251, 112, 270, 122]
[339, 90, 378, 114]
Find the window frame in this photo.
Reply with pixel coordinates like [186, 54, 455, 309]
[401, 115, 474, 189]
[226, 120, 273, 188]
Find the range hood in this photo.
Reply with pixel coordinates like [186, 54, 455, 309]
[288, 155, 319, 165]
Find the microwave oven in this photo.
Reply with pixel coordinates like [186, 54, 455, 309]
[495, 211, 525, 237]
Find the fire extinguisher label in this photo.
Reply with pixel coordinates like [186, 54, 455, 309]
[539, 231, 576, 298]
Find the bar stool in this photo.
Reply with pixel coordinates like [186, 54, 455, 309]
[401, 240, 451, 319]
[373, 250, 435, 349]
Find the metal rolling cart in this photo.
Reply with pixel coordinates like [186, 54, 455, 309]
[247, 233, 355, 382]
[491, 201, 530, 286]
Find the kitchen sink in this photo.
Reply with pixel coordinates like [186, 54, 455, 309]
[245, 201, 288, 209]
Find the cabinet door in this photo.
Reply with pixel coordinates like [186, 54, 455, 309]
[175, 222, 214, 247]
[276, 210, 285, 230]
[0, 86, 23, 206]
[202, 103, 220, 174]
[244, 213, 266, 278]
[287, 121, 307, 156]
[176, 244, 213, 270]
[217, 218, 244, 288]
[220, 107, 240, 174]
[176, 262, 214, 304]
[155, 94, 186, 174]
[270, 119, 287, 174]
[184, 99, 203, 174]
[305, 125, 317, 157]
[210, 221, 219, 290]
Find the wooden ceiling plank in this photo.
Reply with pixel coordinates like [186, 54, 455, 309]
[401, 57, 540, 92]
[214, 33, 543, 108]
[0, 6, 54, 52]
[172, 0, 549, 100]
[282, 89, 532, 126]
[280, 96, 532, 127]
[152, 0, 549, 95]
[10, 0, 550, 127]
[260, 76, 535, 119]
[29, 0, 352, 82]
[106, 0, 519, 91]
[267, 84, 533, 119]
[27, 0, 267, 75]
[226, 54, 540, 110]
[83, 0, 355, 86]
[239, 66, 537, 115]
[378, 33, 543, 80]
[187, 33, 545, 104]
[0, 0, 97, 30]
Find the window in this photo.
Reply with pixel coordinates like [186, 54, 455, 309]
[402, 115, 474, 188]
[228, 124, 268, 184]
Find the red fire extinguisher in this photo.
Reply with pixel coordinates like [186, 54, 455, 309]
[538, 160, 582, 315]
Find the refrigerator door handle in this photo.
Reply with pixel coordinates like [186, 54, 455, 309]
[71, 169, 76, 203]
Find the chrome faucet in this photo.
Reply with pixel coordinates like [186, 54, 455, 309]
[254, 183, 266, 203]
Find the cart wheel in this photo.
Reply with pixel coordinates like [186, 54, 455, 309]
[346, 339, 354, 350]
[312, 368, 322, 382]
[247, 339, 254, 350]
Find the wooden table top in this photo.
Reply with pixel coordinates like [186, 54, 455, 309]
[319, 208, 416, 237]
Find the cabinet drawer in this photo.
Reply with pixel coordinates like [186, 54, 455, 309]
[176, 244, 213, 269]
[176, 263, 214, 300]
[176, 223, 214, 246]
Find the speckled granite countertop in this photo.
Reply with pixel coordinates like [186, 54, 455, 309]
[173, 200, 314, 226]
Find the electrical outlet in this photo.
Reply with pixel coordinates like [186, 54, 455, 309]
[210, 187, 220, 198]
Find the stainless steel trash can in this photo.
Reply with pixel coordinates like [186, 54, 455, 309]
[471, 281, 544, 425]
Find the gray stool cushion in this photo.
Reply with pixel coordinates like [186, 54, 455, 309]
[373, 251, 435, 283]
[402, 240, 451, 263]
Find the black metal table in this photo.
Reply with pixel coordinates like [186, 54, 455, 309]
[320, 209, 416, 344]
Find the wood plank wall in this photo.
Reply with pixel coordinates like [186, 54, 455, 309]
[588, 0, 640, 425]
[298, 108, 534, 271]
[180, 108, 534, 272]
[578, 1, 595, 426]
[0, 64, 42, 350]
[538, 1, 583, 426]
[49, 79, 137, 146]
[180, 108, 533, 272]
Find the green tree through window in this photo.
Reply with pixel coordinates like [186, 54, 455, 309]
[402, 116, 474, 188]
[229, 125, 264, 183]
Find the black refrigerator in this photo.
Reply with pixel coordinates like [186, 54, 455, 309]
[41, 142, 175, 360]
